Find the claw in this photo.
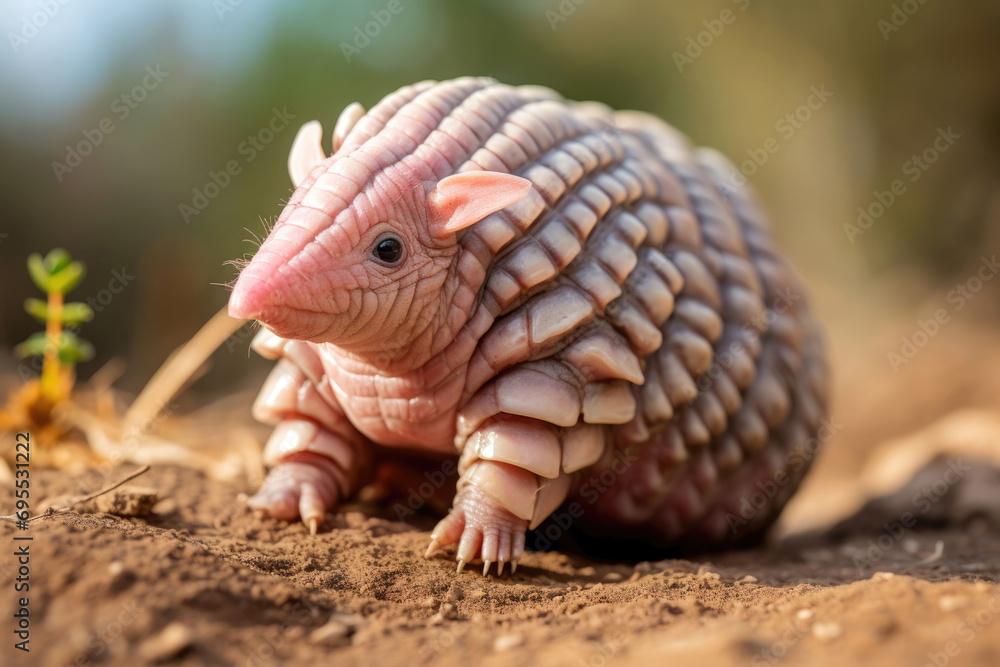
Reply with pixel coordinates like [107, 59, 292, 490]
[457, 559, 467, 574]
[483, 560, 492, 576]
[424, 538, 440, 559]
[511, 560, 518, 574]
[497, 560, 505, 576]
[307, 517, 319, 536]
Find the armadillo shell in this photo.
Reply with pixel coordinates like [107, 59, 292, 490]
[561, 422, 607, 474]
[458, 459, 539, 522]
[320, 79, 828, 549]
[463, 416, 563, 479]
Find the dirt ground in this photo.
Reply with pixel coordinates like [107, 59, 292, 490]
[3, 315, 1000, 667]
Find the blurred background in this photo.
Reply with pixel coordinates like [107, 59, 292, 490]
[1, 0, 999, 485]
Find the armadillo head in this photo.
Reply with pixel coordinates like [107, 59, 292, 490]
[228, 102, 531, 367]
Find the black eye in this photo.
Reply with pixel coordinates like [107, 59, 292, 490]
[371, 233, 405, 266]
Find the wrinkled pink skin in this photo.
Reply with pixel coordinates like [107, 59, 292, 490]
[229, 113, 536, 573]
[229, 81, 828, 575]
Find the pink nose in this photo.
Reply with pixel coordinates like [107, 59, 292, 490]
[228, 270, 273, 321]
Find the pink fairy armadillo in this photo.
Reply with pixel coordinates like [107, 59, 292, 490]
[228, 77, 828, 574]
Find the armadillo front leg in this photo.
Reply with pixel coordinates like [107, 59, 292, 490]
[428, 415, 582, 575]
[248, 330, 374, 534]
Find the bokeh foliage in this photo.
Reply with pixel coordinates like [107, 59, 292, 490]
[0, 0, 997, 391]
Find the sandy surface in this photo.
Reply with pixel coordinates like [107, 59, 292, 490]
[3, 318, 1000, 667]
[2, 440, 999, 667]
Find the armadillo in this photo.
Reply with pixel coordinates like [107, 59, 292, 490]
[228, 77, 828, 575]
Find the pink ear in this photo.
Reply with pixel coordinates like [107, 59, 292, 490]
[287, 120, 326, 187]
[426, 171, 533, 236]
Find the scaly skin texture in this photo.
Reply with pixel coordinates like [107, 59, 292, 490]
[229, 78, 829, 574]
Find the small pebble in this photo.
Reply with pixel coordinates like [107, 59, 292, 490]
[139, 622, 192, 663]
[152, 498, 177, 515]
[939, 595, 969, 612]
[738, 575, 758, 584]
[421, 597, 437, 608]
[634, 561, 653, 574]
[493, 634, 525, 651]
[578, 566, 597, 577]
[94, 487, 159, 517]
[446, 583, 463, 602]
[328, 612, 366, 629]
[604, 572, 623, 582]
[872, 572, 895, 582]
[812, 622, 842, 640]
[796, 609, 814, 621]
[310, 620, 351, 645]
[432, 603, 457, 623]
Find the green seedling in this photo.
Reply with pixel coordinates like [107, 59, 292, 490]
[14, 249, 94, 403]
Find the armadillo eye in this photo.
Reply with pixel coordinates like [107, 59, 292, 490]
[371, 233, 405, 267]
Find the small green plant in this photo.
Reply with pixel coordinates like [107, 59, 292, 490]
[14, 249, 94, 403]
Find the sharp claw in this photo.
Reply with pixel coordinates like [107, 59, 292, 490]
[457, 559, 466, 574]
[497, 560, 505, 576]
[424, 538, 440, 559]
[307, 518, 319, 536]
[511, 560, 518, 574]
[483, 560, 492, 576]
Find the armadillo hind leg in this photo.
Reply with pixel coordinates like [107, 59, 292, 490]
[429, 414, 607, 575]
[247, 331, 374, 535]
